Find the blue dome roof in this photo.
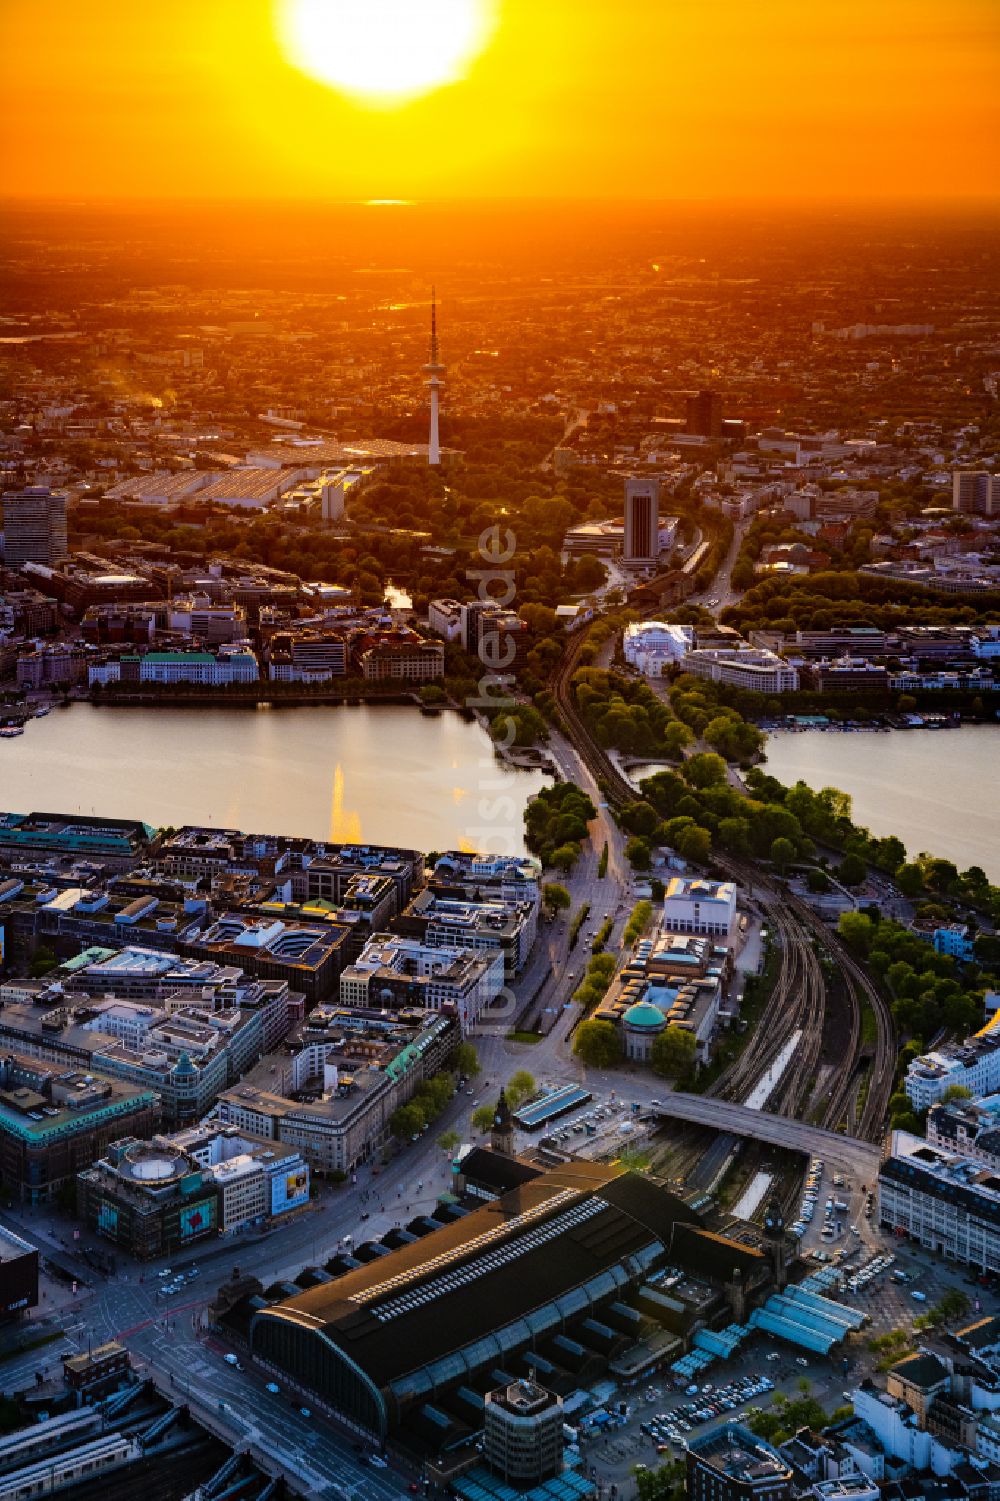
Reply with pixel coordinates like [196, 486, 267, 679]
[623, 1000, 667, 1031]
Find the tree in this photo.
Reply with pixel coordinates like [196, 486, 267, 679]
[635, 1460, 686, 1501]
[551, 844, 579, 873]
[438, 1130, 460, 1153]
[455, 1042, 481, 1078]
[505, 1070, 536, 1109]
[807, 868, 831, 893]
[626, 836, 652, 870]
[770, 836, 796, 874]
[718, 817, 750, 855]
[683, 752, 728, 789]
[542, 882, 571, 916]
[471, 1105, 495, 1133]
[896, 862, 925, 897]
[676, 824, 711, 864]
[941, 1084, 972, 1103]
[838, 910, 875, 956]
[650, 1026, 696, 1078]
[573, 1019, 622, 1068]
[390, 1104, 424, 1139]
[838, 852, 867, 887]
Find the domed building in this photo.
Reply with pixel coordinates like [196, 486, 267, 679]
[621, 999, 667, 1062]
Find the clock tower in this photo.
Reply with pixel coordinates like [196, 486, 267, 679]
[763, 1194, 787, 1290]
[491, 1087, 514, 1157]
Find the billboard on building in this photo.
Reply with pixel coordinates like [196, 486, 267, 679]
[178, 1199, 216, 1240]
[271, 1163, 310, 1217]
[97, 1202, 119, 1237]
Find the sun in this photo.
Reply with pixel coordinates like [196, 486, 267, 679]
[276, 0, 498, 106]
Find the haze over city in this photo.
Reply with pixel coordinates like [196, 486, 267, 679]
[0, 4, 998, 1501]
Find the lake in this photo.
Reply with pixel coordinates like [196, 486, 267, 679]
[0, 703, 549, 855]
[763, 724, 1000, 882]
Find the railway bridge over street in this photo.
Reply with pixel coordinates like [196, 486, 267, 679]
[652, 1095, 883, 1183]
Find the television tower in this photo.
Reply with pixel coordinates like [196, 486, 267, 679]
[424, 286, 445, 466]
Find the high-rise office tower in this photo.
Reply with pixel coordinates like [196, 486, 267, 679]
[424, 288, 445, 466]
[953, 470, 996, 516]
[1, 487, 68, 569]
[686, 388, 724, 438]
[484, 1379, 564, 1485]
[623, 476, 660, 565]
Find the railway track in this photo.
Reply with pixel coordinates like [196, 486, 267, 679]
[550, 632, 896, 1145]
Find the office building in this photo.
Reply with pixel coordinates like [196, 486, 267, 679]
[358, 637, 445, 681]
[427, 598, 464, 642]
[879, 1130, 1000, 1270]
[339, 933, 505, 1033]
[0, 1225, 39, 1320]
[687, 1422, 793, 1500]
[623, 620, 694, 676]
[267, 629, 348, 681]
[623, 477, 660, 566]
[1, 488, 68, 568]
[0, 1053, 161, 1204]
[170, 1121, 309, 1228]
[429, 851, 542, 908]
[180, 912, 350, 1004]
[483, 1379, 564, 1485]
[682, 647, 800, 694]
[662, 878, 738, 937]
[926, 1094, 1000, 1170]
[424, 289, 445, 466]
[953, 471, 997, 516]
[211, 1006, 456, 1175]
[0, 812, 152, 865]
[686, 390, 725, 439]
[89, 645, 259, 687]
[77, 1136, 218, 1260]
[905, 1034, 1000, 1110]
[393, 887, 538, 976]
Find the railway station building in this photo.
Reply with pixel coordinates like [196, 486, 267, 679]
[246, 1156, 769, 1458]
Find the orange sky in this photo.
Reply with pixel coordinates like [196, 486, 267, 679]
[1, 0, 997, 202]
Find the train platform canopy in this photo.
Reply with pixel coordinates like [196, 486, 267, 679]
[453, 1463, 595, 1501]
[513, 1085, 592, 1130]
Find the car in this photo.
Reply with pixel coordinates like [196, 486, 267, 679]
[224, 1353, 240, 1366]
[266, 1382, 280, 1394]
[911, 1290, 927, 1302]
[795, 1357, 809, 1368]
[157, 1269, 172, 1278]
[300, 1407, 312, 1419]
[367, 1455, 388, 1469]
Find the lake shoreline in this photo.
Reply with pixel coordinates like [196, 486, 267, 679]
[762, 721, 1000, 883]
[0, 702, 550, 855]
